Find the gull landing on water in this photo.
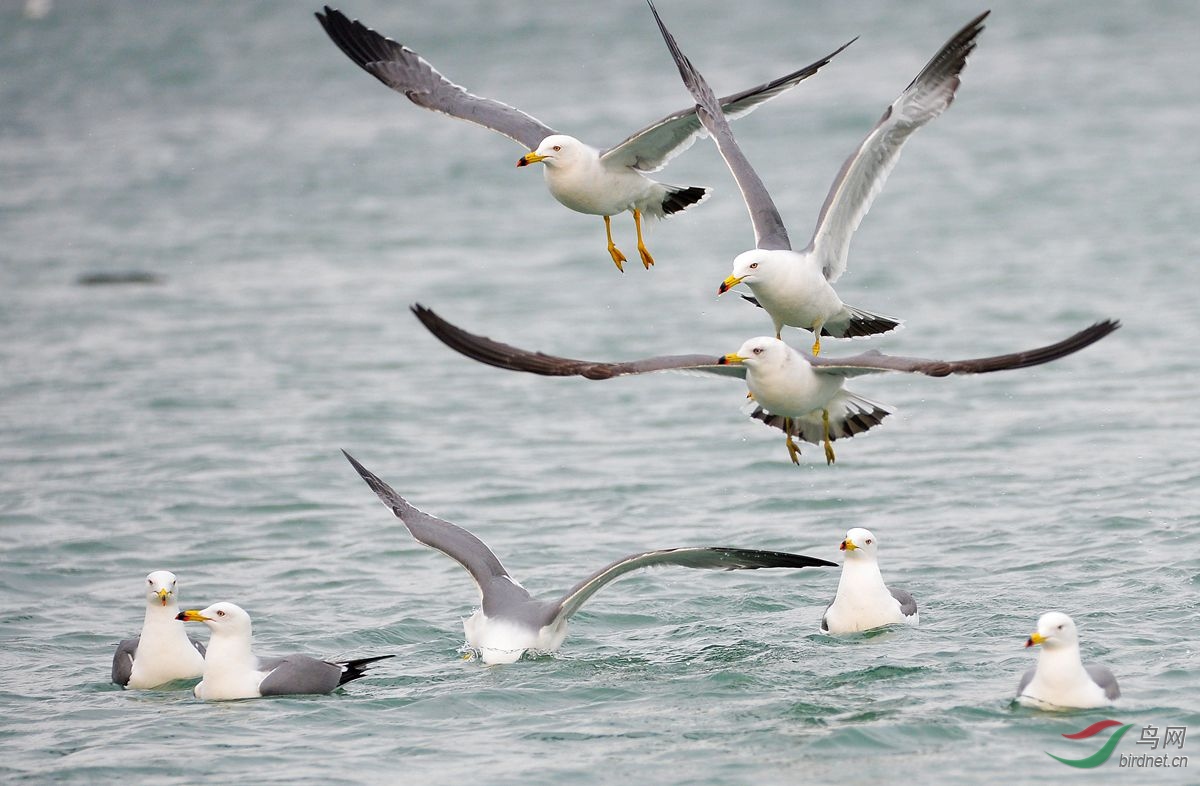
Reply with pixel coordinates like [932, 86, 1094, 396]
[411, 304, 1119, 465]
[343, 451, 834, 665]
[315, 6, 852, 271]
[1017, 612, 1120, 710]
[176, 602, 392, 700]
[111, 570, 206, 689]
[821, 528, 917, 634]
[650, 3, 988, 353]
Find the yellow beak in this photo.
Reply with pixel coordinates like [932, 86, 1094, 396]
[717, 275, 744, 295]
[517, 151, 545, 167]
[156, 588, 170, 606]
[840, 538, 858, 551]
[1025, 631, 1047, 648]
[718, 353, 745, 365]
[176, 610, 210, 622]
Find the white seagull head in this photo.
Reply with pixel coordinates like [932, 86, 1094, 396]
[517, 134, 587, 169]
[1026, 611, 1079, 651]
[144, 570, 180, 608]
[177, 601, 253, 639]
[721, 336, 790, 370]
[840, 527, 880, 561]
[719, 250, 781, 294]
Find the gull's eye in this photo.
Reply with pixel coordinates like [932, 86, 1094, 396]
[749, 262, 758, 269]
[147, 579, 154, 585]
[753, 347, 763, 355]
[552, 145, 562, 152]
[866, 538, 874, 545]
[1057, 624, 1063, 630]
[216, 610, 226, 617]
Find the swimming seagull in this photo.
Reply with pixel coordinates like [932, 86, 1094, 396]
[343, 451, 835, 664]
[821, 528, 916, 633]
[176, 602, 393, 700]
[315, 6, 852, 271]
[1017, 612, 1120, 709]
[650, 3, 988, 354]
[411, 304, 1119, 465]
[111, 570, 206, 689]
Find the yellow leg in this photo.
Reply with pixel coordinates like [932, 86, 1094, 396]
[822, 409, 836, 465]
[784, 417, 801, 465]
[604, 216, 626, 272]
[633, 209, 654, 269]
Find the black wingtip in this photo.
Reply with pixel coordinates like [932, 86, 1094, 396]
[337, 653, 396, 686]
[342, 450, 407, 516]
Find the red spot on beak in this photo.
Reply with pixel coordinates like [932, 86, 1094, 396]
[717, 281, 730, 295]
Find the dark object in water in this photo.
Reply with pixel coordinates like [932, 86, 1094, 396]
[76, 271, 164, 286]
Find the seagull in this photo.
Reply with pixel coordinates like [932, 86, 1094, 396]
[315, 6, 852, 271]
[411, 304, 1119, 464]
[650, 3, 988, 353]
[821, 528, 917, 633]
[1017, 612, 1120, 710]
[176, 602, 393, 700]
[111, 570, 206, 690]
[343, 451, 835, 664]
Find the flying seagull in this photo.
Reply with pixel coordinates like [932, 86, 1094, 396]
[650, 2, 988, 353]
[111, 570, 206, 690]
[412, 303, 1119, 464]
[176, 602, 392, 700]
[821, 528, 917, 633]
[343, 450, 834, 664]
[315, 6, 852, 271]
[1017, 612, 1120, 709]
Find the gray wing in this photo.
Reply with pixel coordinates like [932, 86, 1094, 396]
[806, 12, 988, 282]
[412, 304, 746, 381]
[343, 450, 533, 616]
[890, 587, 918, 618]
[602, 32, 853, 173]
[1085, 664, 1121, 701]
[1016, 666, 1037, 696]
[190, 638, 206, 657]
[806, 320, 1120, 379]
[111, 637, 138, 686]
[257, 654, 343, 696]
[316, 7, 556, 150]
[650, 2, 791, 251]
[542, 547, 836, 629]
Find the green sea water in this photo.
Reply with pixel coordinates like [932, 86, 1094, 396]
[2, 1, 1197, 783]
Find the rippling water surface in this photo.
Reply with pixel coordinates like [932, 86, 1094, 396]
[2, 1, 1197, 783]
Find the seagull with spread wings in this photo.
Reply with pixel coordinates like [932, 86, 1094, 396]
[412, 304, 1118, 465]
[650, 3, 988, 353]
[343, 451, 834, 664]
[316, 6, 851, 271]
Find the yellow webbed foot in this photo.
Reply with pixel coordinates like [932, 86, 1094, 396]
[783, 417, 801, 465]
[786, 435, 802, 465]
[632, 209, 653, 268]
[638, 245, 655, 269]
[811, 336, 822, 356]
[608, 244, 627, 272]
[604, 214, 626, 272]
